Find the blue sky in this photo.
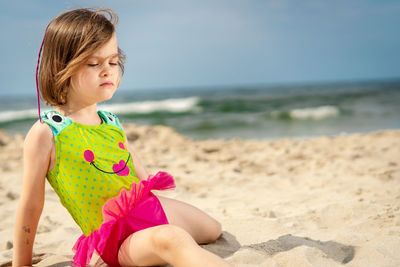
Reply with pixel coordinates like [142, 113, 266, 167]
[1, 0, 400, 95]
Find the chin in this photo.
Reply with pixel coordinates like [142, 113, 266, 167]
[100, 95, 114, 102]
[99, 89, 117, 101]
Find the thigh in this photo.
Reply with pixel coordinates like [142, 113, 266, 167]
[118, 226, 167, 267]
[157, 195, 221, 244]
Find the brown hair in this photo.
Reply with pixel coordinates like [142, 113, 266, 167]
[38, 8, 125, 106]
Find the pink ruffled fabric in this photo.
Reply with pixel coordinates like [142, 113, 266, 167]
[72, 171, 175, 267]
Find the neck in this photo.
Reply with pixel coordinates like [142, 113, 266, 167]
[55, 103, 102, 126]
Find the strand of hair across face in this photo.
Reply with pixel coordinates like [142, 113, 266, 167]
[35, 33, 46, 123]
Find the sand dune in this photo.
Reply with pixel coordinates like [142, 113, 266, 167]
[1, 126, 399, 266]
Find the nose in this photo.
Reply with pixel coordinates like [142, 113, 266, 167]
[100, 64, 112, 77]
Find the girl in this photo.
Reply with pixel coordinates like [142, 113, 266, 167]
[12, 8, 231, 267]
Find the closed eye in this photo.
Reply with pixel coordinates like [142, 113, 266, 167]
[88, 63, 98, 67]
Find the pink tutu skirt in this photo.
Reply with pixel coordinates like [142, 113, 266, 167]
[72, 172, 175, 267]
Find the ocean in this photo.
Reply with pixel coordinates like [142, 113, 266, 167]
[1, 80, 399, 140]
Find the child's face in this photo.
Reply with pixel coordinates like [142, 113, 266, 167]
[69, 33, 120, 105]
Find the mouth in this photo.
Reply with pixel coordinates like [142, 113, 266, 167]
[100, 82, 114, 87]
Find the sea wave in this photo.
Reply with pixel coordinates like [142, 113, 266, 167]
[100, 97, 201, 114]
[271, 105, 340, 120]
[0, 97, 201, 123]
[0, 109, 38, 123]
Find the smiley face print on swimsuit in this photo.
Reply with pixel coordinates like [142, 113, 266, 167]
[83, 141, 131, 176]
[45, 110, 132, 176]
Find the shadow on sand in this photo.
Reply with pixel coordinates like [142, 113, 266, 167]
[245, 234, 355, 264]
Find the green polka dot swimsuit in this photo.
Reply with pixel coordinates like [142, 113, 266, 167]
[41, 110, 140, 236]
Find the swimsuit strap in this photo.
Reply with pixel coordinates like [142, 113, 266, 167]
[41, 110, 72, 137]
[97, 110, 123, 132]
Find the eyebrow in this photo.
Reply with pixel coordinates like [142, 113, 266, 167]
[88, 53, 119, 61]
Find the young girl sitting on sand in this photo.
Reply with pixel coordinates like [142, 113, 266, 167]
[13, 8, 231, 267]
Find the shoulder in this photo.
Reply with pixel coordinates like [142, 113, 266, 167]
[24, 120, 54, 153]
[40, 110, 72, 136]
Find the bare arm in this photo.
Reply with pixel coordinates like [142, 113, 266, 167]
[12, 122, 53, 267]
[124, 133, 149, 181]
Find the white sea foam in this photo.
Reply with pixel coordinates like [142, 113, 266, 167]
[289, 105, 340, 120]
[270, 105, 340, 120]
[99, 97, 201, 114]
[0, 109, 38, 123]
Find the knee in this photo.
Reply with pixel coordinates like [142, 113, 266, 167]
[205, 220, 222, 243]
[151, 225, 194, 253]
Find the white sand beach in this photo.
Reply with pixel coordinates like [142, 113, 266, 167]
[0, 126, 399, 266]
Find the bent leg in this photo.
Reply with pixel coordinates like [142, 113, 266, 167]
[118, 224, 231, 267]
[118, 225, 167, 267]
[157, 195, 222, 244]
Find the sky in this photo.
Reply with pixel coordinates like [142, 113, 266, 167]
[1, 0, 400, 96]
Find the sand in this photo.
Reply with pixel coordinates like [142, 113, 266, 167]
[0, 125, 399, 267]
